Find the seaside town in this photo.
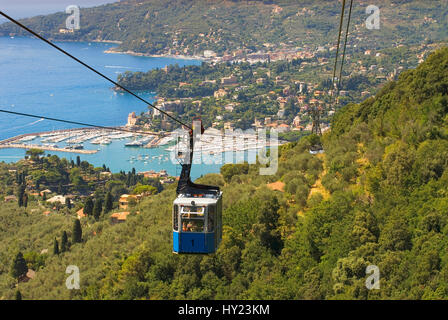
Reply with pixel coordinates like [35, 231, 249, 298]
[1, 0, 448, 302]
[117, 40, 444, 142]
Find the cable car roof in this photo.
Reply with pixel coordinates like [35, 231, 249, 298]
[174, 192, 222, 206]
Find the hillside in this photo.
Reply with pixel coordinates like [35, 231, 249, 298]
[0, 0, 447, 56]
[1, 47, 448, 299]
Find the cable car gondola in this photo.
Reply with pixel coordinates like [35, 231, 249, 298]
[173, 120, 222, 254]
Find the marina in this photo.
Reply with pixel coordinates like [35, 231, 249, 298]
[0, 127, 165, 154]
[0, 37, 269, 179]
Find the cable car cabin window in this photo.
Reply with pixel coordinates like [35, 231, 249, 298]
[181, 206, 204, 216]
[181, 218, 204, 232]
[208, 205, 215, 232]
[173, 205, 179, 231]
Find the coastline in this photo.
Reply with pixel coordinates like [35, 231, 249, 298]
[2, 36, 205, 61]
[103, 47, 207, 61]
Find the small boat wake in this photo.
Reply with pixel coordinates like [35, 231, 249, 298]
[0, 118, 44, 132]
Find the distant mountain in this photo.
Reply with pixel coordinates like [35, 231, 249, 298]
[0, 0, 447, 56]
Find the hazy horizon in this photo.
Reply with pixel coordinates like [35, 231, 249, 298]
[0, 0, 118, 23]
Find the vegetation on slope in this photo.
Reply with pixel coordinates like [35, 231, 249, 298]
[0, 0, 447, 56]
[1, 47, 448, 300]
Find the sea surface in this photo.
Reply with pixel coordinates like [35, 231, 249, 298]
[0, 36, 224, 179]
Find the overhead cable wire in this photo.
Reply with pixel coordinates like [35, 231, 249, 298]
[0, 108, 162, 136]
[338, 0, 354, 91]
[331, 0, 347, 96]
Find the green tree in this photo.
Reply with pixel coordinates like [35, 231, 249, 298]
[26, 148, 44, 162]
[11, 252, 28, 282]
[65, 197, 72, 209]
[72, 220, 82, 244]
[93, 198, 103, 221]
[61, 231, 68, 252]
[254, 195, 282, 254]
[15, 290, 22, 300]
[133, 185, 157, 195]
[104, 192, 113, 213]
[84, 197, 94, 215]
[53, 238, 60, 255]
[22, 193, 28, 209]
[17, 185, 25, 207]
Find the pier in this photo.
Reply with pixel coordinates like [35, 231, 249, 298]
[0, 143, 98, 154]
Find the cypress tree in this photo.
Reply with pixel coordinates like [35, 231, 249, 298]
[72, 220, 82, 244]
[17, 186, 25, 207]
[65, 197, 72, 210]
[93, 199, 103, 221]
[11, 252, 28, 282]
[53, 238, 60, 255]
[104, 192, 113, 213]
[84, 197, 94, 215]
[15, 290, 22, 300]
[76, 156, 81, 167]
[61, 231, 68, 252]
[23, 193, 28, 209]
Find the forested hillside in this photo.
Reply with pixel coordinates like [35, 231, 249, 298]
[1, 47, 448, 299]
[1, 0, 447, 55]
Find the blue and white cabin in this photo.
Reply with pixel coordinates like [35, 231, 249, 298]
[173, 192, 222, 254]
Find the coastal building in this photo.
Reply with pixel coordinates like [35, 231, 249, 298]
[127, 112, 137, 127]
[161, 119, 173, 131]
[201, 80, 216, 85]
[221, 75, 238, 85]
[46, 195, 66, 204]
[119, 194, 142, 210]
[277, 109, 286, 119]
[100, 171, 112, 178]
[252, 118, 263, 128]
[274, 76, 284, 85]
[203, 50, 217, 58]
[214, 89, 227, 99]
[277, 96, 288, 107]
[224, 103, 235, 112]
[77, 208, 86, 219]
[293, 115, 301, 128]
[158, 100, 183, 113]
[4, 195, 17, 202]
[110, 212, 131, 224]
[277, 123, 291, 133]
[224, 122, 234, 131]
[361, 91, 370, 97]
[161, 178, 175, 184]
[59, 28, 74, 34]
